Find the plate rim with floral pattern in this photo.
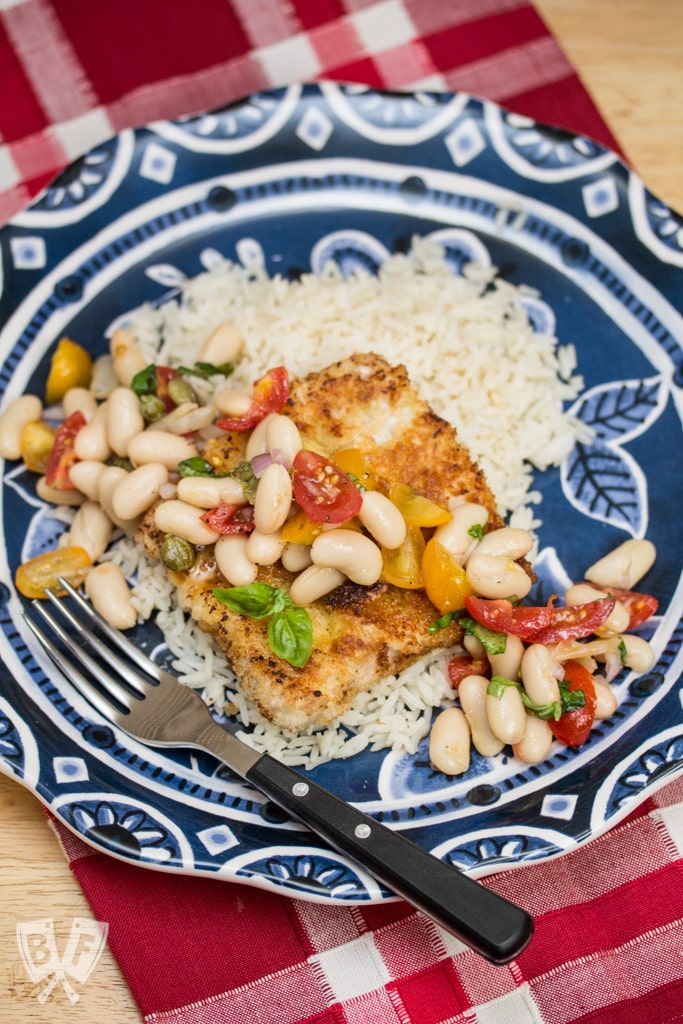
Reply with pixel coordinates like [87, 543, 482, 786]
[0, 82, 682, 903]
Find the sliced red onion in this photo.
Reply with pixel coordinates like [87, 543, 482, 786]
[251, 448, 290, 477]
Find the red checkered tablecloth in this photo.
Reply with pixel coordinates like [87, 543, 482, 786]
[3, 2, 683, 1023]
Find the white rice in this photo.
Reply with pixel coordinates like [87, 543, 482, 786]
[114, 237, 587, 767]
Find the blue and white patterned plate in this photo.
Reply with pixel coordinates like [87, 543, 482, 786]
[1, 83, 682, 903]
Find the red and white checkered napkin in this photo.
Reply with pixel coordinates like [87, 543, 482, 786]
[6, 1, 683, 1021]
[50, 773, 683, 1024]
[0, 0, 623, 223]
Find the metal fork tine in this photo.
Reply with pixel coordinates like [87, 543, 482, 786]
[42, 591, 148, 698]
[29, 601, 138, 712]
[23, 613, 131, 721]
[56, 574, 162, 682]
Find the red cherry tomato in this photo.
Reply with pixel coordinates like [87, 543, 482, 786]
[291, 449, 362, 524]
[586, 583, 658, 630]
[447, 655, 490, 688]
[216, 367, 289, 431]
[464, 595, 615, 644]
[549, 660, 597, 748]
[200, 503, 255, 534]
[44, 410, 85, 490]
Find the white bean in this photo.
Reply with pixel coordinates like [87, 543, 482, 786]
[465, 552, 532, 600]
[592, 678, 618, 719]
[488, 633, 525, 681]
[63, 387, 97, 421]
[110, 327, 147, 386]
[619, 634, 656, 673]
[73, 404, 111, 462]
[69, 460, 107, 502]
[214, 387, 253, 418]
[565, 582, 630, 637]
[458, 675, 505, 757]
[463, 633, 486, 660]
[106, 386, 144, 457]
[358, 491, 407, 550]
[485, 683, 527, 745]
[246, 529, 285, 565]
[214, 534, 258, 587]
[112, 462, 169, 520]
[85, 562, 137, 630]
[198, 321, 244, 365]
[253, 463, 292, 534]
[585, 538, 656, 590]
[290, 565, 346, 606]
[67, 501, 113, 561]
[521, 644, 562, 706]
[90, 354, 118, 399]
[154, 499, 221, 546]
[475, 526, 534, 560]
[311, 529, 383, 586]
[434, 502, 489, 563]
[512, 713, 554, 764]
[98, 466, 141, 532]
[245, 414, 273, 460]
[265, 414, 302, 464]
[281, 542, 313, 573]
[429, 707, 471, 775]
[35, 476, 85, 507]
[0, 395, 42, 459]
[176, 475, 245, 509]
[149, 402, 215, 436]
[127, 430, 198, 469]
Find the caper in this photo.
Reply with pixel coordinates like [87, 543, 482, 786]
[139, 393, 166, 422]
[160, 534, 196, 572]
[167, 377, 197, 406]
[229, 461, 258, 503]
[108, 455, 134, 472]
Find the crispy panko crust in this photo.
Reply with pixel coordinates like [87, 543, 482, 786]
[138, 353, 515, 733]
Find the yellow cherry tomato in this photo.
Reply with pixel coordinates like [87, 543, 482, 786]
[280, 507, 323, 545]
[19, 419, 56, 473]
[45, 338, 93, 405]
[381, 525, 425, 589]
[331, 448, 376, 491]
[15, 545, 92, 599]
[421, 537, 473, 613]
[389, 483, 451, 527]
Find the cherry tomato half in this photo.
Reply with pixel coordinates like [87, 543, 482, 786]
[44, 410, 85, 490]
[447, 655, 489, 688]
[389, 483, 452, 528]
[15, 545, 92, 599]
[291, 449, 362, 524]
[548, 659, 597, 748]
[200, 503, 255, 534]
[587, 583, 658, 630]
[422, 538, 473, 614]
[216, 367, 289, 431]
[464, 595, 615, 643]
[381, 525, 425, 589]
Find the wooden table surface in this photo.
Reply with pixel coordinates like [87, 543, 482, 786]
[1, 3, 682, 1021]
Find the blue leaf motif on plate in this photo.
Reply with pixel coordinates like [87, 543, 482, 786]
[562, 438, 647, 535]
[561, 376, 667, 535]
[572, 376, 667, 443]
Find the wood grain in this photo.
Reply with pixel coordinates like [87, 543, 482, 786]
[1, 4, 681, 1020]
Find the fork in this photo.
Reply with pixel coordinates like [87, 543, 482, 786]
[24, 576, 533, 964]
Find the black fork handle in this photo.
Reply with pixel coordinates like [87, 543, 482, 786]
[245, 752, 533, 964]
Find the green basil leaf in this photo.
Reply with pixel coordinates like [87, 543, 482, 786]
[130, 363, 158, 397]
[459, 615, 507, 655]
[179, 360, 235, 380]
[214, 583, 285, 620]
[558, 678, 587, 713]
[428, 611, 458, 634]
[487, 675, 515, 700]
[618, 638, 628, 665]
[467, 523, 484, 541]
[178, 456, 217, 478]
[268, 607, 313, 668]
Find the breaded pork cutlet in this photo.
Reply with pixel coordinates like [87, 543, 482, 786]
[138, 353, 521, 734]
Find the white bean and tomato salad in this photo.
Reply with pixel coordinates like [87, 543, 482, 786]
[0, 327, 659, 771]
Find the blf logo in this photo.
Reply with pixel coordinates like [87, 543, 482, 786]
[16, 917, 109, 1003]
